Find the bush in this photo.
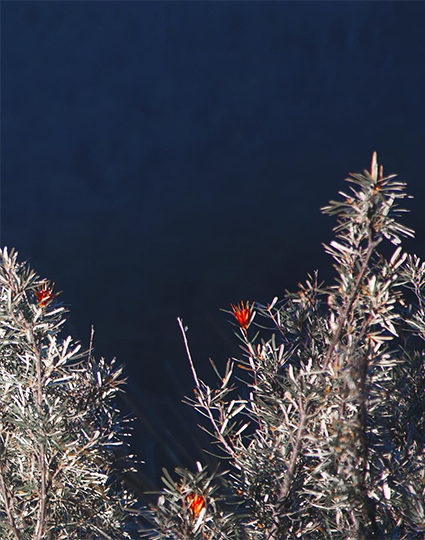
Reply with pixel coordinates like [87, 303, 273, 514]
[0, 249, 140, 538]
[147, 153, 425, 539]
[2, 154, 424, 539]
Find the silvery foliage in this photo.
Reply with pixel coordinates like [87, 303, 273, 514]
[148, 154, 425, 539]
[0, 248, 140, 539]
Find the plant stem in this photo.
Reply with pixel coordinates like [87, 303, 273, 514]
[26, 322, 48, 540]
[0, 460, 22, 540]
[178, 317, 236, 459]
[267, 399, 307, 540]
[324, 237, 379, 369]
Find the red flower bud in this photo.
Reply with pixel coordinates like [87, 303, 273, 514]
[35, 282, 59, 307]
[186, 492, 206, 518]
[231, 301, 253, 330]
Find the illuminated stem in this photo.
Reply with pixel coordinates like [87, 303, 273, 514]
[0, 460, 22, 540]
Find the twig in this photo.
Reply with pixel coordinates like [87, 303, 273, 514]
[267, 398, 308, 540]
[324, 236, 379, 369]
[177, 317, 200, 389]
[177, 317, 236, 459]
[26, 322, 48, 540]
[0, 460, 22, 540]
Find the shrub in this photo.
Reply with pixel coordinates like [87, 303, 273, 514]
[147, 153, 425, 538]
[0, 248, 140, 539]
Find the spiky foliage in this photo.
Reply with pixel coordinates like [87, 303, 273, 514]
[146, 462, 242, 539]
[0, 248, 140, 539]
[148, 154, 425, 538]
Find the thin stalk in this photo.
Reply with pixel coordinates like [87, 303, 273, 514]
[26, 321, 48, 540]
[177, 318, 237, 459]
[8, 299, 49, 540]
[177, 317, 200, 390]
[0, 460, 22, 540]
[324, 235, 380, 369]
[267, 399, 307, 540]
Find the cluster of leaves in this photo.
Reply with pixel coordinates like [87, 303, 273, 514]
[147, 154, 425, 538]
[0, 248, 141, 539]
[1, 153, 424, 539]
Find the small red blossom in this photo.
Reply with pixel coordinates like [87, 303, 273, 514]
[35, 282, 60, 307]
[231, 301, 253, 330]
[186, 492, 206, 519]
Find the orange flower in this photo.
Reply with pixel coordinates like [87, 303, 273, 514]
[35, 282, 59, 307]
[231, 301, 253, 330]
[186, 492, 206, 518]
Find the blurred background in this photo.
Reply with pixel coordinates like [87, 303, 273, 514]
[2, 1, 425, 499]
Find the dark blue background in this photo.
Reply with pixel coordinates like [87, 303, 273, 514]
[2, 1, 425, 491]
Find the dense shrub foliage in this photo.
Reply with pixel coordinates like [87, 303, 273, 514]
[1, 154, 425, 539]
[0, 249, 140, 539]
[147, 154, 425, 539]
